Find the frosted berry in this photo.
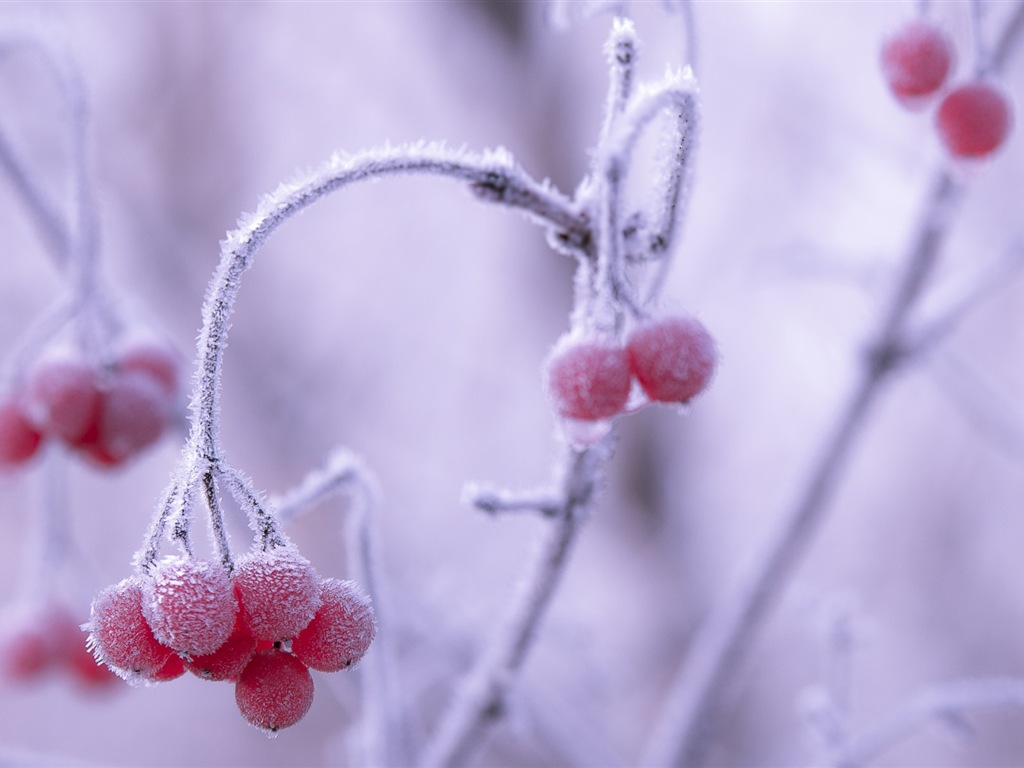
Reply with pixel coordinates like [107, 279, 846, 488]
[185, 615, 257, 682]
[0, 398, 43, 467]
[544, 337, 631, 421]
[880, 20, 953, 105]
[86, 577, 174, 683]
[627, 315, 717, 404]
[146, 653, 186, 683]
[292, 579, 376, 672]
[233, 548, 322, 643]
[235, 649, 314, 733]
[90, 370, 173, 465]
[0, 614, 53, 682]
[24, 356, 102, 445]
[116, 341, 180, 396]
[143, 557, 237, 657]
[936, 82, 1013, 158]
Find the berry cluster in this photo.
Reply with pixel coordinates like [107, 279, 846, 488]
[0, 601, 118, 691]
[880, 19, 1013, 159]
[545, 314, 717, 425]
[85, 547, 376, 734]
[0, 337, 180, 470]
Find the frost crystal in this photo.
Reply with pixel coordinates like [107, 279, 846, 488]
[235, 649, 314, 734]
[291, 579, 376, 672]
[142, 557, 238, 657]
[86, 577, 174, 685]
[233, 548, 322, 642]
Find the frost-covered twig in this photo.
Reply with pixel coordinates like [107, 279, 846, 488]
[834, 678, 1024, 768]
[0, 30, 76, 269]
[418, 441, 612, 768]
[462, 482, 563, 518]
[643, 6, 1024, 758]
[136, 142, 583, 567]
[270, 449, 408, 768]
[641, 169, 966, 766]
[905, 243, 1024, 358]
[925, 347, 1024, 461]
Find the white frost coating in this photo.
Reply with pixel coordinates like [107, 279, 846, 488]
[234, 547, 323, 642]
[141, 556, 237, 657]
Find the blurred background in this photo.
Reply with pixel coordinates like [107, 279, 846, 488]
[0, 1, 1023, 766]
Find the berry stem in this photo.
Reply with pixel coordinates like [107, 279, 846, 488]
[418, 440, 611, 768]
[0, 31, 74, 271]
[599, 18, 639, 143]
[595, 70, 699, 330]
[219, 464, 287, 553]
[640, 165, 967, 766]
[202, 470, 234, 574]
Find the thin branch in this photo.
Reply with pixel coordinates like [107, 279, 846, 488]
[0, 30, 76, 270]
[462, 482, 563, 518]
[924, 348, 1024, 461]
[269, 449, 409, 767]
[418, 441, 611, 768]
[642, 167, 964, 767]
[905, 243, 1024, 358]
[600, 18, 639, 143]
[186, 143, 582, 474]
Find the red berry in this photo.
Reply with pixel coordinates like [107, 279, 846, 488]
[185, 614, 257, 682]
[0, 398, 43, 467]
[544, 336, 631, 421]
[86, 577, 174, 684]
[146, 653, 186, 683]
[627, 316, 717, 404]
[92, 371, 173, 464]
[880, 20, 954, 105]
[143, 557, 238, 657]
[0, 612, 55, 682]
[24, 356, 103, 445]
[116, 341, 180, 396]
[64, 635, 122, 689]
[936, 81, 1013, 158]
[235, 649, 314, 733]
[233, 548, 322, 643]
[292, 579, 376, 672]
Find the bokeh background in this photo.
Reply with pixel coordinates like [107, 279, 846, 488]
[0, 1, 1023, 766]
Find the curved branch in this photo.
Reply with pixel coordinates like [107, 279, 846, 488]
[189, 143, 581, 469]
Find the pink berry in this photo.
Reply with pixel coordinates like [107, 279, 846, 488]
[233, 548, 322, 643]
[544, 337, 631, 421]
[880, 20, 954, 104]
[92, 371, 173, 464]
[64, 636, 122, 689]
[0, 614, 54, 682]
[185, 615, 257, 682]
[627, 315, 717, 404]
[86, 577, 175, 683]
[292, 579, 376, 672]
[116, 341, 180, 396]
[235, 649, 314, 733]
[24, 357, 103, 445]
[143, 557, 238, 657]
[936, 81, 1013, 158]
[0, 398, 44, 467]
[146, 653, 186, 683]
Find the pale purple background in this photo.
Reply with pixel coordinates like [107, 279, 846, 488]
[0, 2, 1022, 766]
